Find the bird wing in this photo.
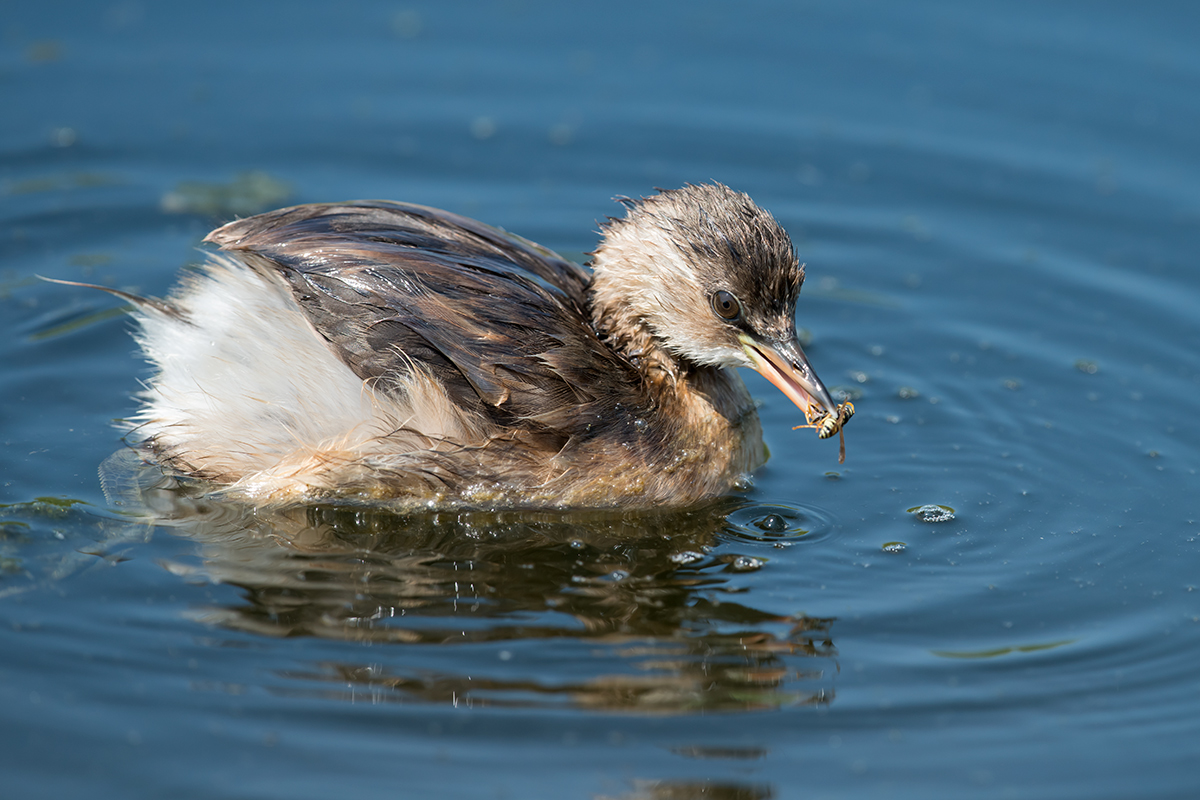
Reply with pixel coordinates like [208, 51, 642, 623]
[205, 201, 649, 441]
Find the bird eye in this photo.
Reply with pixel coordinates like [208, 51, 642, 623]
[710, 290, 742, 321]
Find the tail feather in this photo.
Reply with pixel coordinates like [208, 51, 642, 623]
[39, 276, 190, 321]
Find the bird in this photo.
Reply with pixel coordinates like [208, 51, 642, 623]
[74, 183, 847, 509]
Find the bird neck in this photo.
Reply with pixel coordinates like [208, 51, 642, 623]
[587, 273, 764, 485]
[587, 237, 696, 393]
[589, 287, 688, 392]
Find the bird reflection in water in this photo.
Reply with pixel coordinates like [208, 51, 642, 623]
[113, 460, 837, 715]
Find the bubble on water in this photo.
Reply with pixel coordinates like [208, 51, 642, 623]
[725, 503, 834, 544]
[729, 556, 764, 573]
[882, 541, 907, 553]
[907, 504, 956, 523]
[720, 501, 835, 544]
[756, 514, 789, 532]
[897, 386, 920, 399]
[569, 539, 586, 549]
[1075, 359, 1099, 374]
[669, 551, 706, 565]
[608, 570, 629, 582]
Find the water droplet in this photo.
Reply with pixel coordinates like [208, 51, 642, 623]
[391, 10, 423, 38]
[51, 127, 77, 147]
[907, 504, 956, 523]
[730, 556, 764, 573]
[882, 541, 907, 553]
[848, 161, 872, 182]
[470, 116, 497, 140]
[548, 123, 574, 146]
[830, 385, 863, 402]
[797, 164, 823, 187]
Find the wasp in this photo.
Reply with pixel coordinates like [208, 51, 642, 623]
[793, 401, 855, 464]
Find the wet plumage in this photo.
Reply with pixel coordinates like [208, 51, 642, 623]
[98, 184, 842, 508]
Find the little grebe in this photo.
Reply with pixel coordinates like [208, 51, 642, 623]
[90, 183, 846, 508]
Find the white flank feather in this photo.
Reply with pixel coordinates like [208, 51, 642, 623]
[131, 256, 483, 499]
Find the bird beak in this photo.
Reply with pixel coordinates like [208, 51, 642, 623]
[739, 333, 839, 422]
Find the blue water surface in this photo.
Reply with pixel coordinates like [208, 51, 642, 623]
[3, 2, 1200, 798]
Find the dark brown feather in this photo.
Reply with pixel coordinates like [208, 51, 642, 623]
[207, 201, 652, 446]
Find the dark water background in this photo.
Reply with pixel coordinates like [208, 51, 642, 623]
[4, 2, 1200, 798]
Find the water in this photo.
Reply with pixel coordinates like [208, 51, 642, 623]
[4, 2, 1200, 797]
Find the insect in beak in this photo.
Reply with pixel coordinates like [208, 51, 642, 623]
[738, 332, 853, 463]
[792, 401, 855, 464]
